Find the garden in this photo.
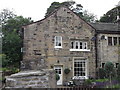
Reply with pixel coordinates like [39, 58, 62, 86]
[84, 61, 120, 88]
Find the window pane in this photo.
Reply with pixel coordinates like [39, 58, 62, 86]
[108, 37, 112, 46]
[80, 42, 82, 49]
[113, 37, 117, 46]
[55, 36, 62, 47]
[83, 42, 87, 49]
[75, 41, 79, 49]
[74, 59, 86, 76]
[71, 42, 74, 49]
[101, 63, 105, 68]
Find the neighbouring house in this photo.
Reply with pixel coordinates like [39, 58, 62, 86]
[21, 6, 120, 85]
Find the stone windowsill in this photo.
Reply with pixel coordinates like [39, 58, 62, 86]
[70, 49, 90, 52]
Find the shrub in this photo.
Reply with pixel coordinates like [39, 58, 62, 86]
[104, 62, 115, 78]
[56, 74, 60, 81]
[98, 68, 106, 79]
[117, 63, 120, 80]
[64, 68, 70, 74]
[84, 79, 92, 86]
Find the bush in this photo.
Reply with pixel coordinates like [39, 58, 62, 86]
[84, 79, 92, 86]
[56, 74, 60, 81]
[104, 62, 115, 78]
[117, 63, 120, 78]
[98, 68, 106, 79]
[64, 68, 70, 74]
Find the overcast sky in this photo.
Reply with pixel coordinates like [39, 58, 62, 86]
[0, 0, 119, 21]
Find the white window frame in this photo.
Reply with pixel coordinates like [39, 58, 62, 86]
[54, 36, 62, 48]
[70, 41, 90, 51]
[73, 58, 88, 79]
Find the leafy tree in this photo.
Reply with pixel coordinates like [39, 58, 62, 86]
[45, 1, 97, 22]
[0, 9, 16, 25]
[99, 6, 120, 23]
[3, 16, 33, 33]
[98, 68, 106, 79]
[1, 9, 33, 67]
[2, 30, 22, 67]
[104, 62, 115, 78]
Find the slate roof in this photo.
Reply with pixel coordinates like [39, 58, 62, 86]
[90, 23, 119, 32]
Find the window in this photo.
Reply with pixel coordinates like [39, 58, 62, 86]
[71, 41, 74, 49]
[108, 37, 112, 46]
[116, 63, 119, 68]
[70, 41, 89, 51]
[108, 37, 120, 46]
[75, 41, 79, 49]
[83, 42, 87, 49]
[54, 36, 62, 48]
[74, 59, 86, 76]
[101, 63, 105, 68]
[80, 42, 83, 49]
[113, 37, 117, 46]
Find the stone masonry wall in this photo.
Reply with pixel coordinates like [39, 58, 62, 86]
[5, 70, 56, 88]
[22, 6, 96, 83]
[97, 33, 120, 67]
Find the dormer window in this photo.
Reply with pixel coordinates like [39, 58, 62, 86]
[54, 36, 62, 48]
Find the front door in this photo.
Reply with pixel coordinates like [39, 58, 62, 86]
[54, 66, 63, 85]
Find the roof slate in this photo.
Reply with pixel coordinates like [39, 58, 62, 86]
[90, 23, 119, 32]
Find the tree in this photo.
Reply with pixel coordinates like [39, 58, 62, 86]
[104, 62, 115, 78]
[99, 6, 120, 23]
[2, 30, 22, 67]
[0, 9, 16, 25]
[97, 68, 106, 79]
[3, 16, 33, 33]
[1, 9, 33, 67]
[45, 1, 97, 22]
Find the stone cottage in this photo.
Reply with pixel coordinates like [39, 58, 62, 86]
[21, 6, 120, 85]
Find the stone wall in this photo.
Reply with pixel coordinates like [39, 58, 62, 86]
[22, 6, 96, 82]
[97, 33, 120, 67]
[5, 70, 56, 88]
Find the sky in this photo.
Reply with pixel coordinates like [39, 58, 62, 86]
[0, 0, 119, 21]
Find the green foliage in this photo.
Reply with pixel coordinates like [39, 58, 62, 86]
[104, 62, 115, 78]
[64, 68, 70, 74]
[84, 79, 92, 85]
[3, 16, 33, 33]
[0, 9, 16, 24]
[1, 9, 33, 68]
[0, 54, 9, 67]
[2, 31, 22, 67]
[99, 6, 120, 23]
[45, 1, 96, 22]
[95, 78, 109, 82]
[1, 67, 19, 74]
[56, 73, 60, 81]
[117, 63, 120, 78]
[98, 68, 106, 79]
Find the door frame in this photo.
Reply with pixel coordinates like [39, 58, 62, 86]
[54, 65, 63, 85]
